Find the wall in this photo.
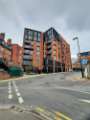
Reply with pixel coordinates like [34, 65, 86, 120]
[12, 44, 23, 66]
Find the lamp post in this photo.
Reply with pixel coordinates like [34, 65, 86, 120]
[73, 37, 84, 78]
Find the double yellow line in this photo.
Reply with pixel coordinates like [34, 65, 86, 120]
[36, 107, 72, 120]
[55, 112, 72, 120]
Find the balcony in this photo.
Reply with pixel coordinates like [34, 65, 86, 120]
[24, 40, 31, 44]
[23, 61, 32, 65]
[24, 50, 30, 54]
[24, 50, 33, 55]
[24, 45, 33, 50]
[23, 55, 33, 60]
[46, 39, 52, 44]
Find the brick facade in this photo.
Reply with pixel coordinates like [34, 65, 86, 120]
[61, 38, 72, 71]
[23, 28, 44, 72]
[11, 44, 23, 66]
[23, 27, 72, 73]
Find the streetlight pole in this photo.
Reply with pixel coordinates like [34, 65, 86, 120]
[73, 37, 84, 78]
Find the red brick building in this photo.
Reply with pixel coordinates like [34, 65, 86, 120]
[23, 28, 44, 72]
[0, 33, 23, 79]
[23, 27, 72, 73]
[0, 33, 11, 65]
[11, 44, 23, 66]
[61, 38, 72, 71]
[44, 28, 62, 72]
[44, 28, 72, 72]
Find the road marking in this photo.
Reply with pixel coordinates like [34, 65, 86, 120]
[35, 107, 53, 120]
[8, 81, 13, 99]
[8, 94, 13, 99]
[16, 92, 21, 97]
[18, 96, 24, 104]
[79, 99, 90, 103]
[35, 107, 72, 120]
[12, 81, 24, 104]
[55, 116, 62, 120]
[54, 86, 90, 95]
[15, 89, 19, 92]
[55, 112, 72, 120]
[36, 107, 45, 112]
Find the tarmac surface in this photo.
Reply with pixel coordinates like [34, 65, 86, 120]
[0, 72, 90, 120]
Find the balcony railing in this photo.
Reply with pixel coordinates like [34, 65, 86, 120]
[23, 55, 33, 60]
[24, 45, 33, 50]
[23, 61, 32, 65]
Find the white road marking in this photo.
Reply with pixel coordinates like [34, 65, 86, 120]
[79, 99, 90, 103]
[18, 96, 24, 104]
[16, 92, 21, 97]
[15, 89, 19, 92]
[8, 94, 13, 99]
[8, 81, 13, 100]
[53, 86, 90, 95]
[12, 81, 24, 104]
[54, 86, 90, 104]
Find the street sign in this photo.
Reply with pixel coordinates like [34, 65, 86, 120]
[80, 52, 90, 56]
[80, 59, 88, 65]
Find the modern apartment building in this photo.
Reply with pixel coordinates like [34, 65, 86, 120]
[23, 28, 44, 72]
[23, 27, 72, 73]
[44, 28, 63, 72]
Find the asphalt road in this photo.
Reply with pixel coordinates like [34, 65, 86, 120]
[0, 72, 90, 120]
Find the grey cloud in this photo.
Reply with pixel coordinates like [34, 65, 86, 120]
[0, 0, 24, 28]
[0, 0, 90, 56]
[17, 0, 90, 31]
[0, 0, 90, 31]
[66, 0, 90, 31]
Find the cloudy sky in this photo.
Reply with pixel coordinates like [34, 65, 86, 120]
[0, 0, 90, 58]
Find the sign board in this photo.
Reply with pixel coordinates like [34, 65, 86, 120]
[80, 59, 88, 65]
[80, 52, 90, 56]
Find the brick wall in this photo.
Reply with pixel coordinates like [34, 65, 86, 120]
[11, 44, 23, 66]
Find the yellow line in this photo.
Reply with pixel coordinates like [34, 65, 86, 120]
[36, 107, 45, 112]
[35, 107, 51, 116]
[56, 112, 72, 120]
[55, 116, 62, 120]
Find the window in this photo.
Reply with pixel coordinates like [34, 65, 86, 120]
[34, 32, 37, 40]
[25, 30, 28, 35]
[37, 33, 41, 41]
[28, 35, 32, 40]
[28, 30, 33, 36]
[37, 52, 40, 55]
[36, 47, 40, 52]
[28, 30, 34, 40]
[47, 29, 53, 40]
[25, 35, 28, 40]
[23, 61, 30, 65]
[49, 34, 52, 40]
[48, 30, 50, 36]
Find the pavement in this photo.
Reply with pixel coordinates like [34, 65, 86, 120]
[0, 72, 90, 120]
